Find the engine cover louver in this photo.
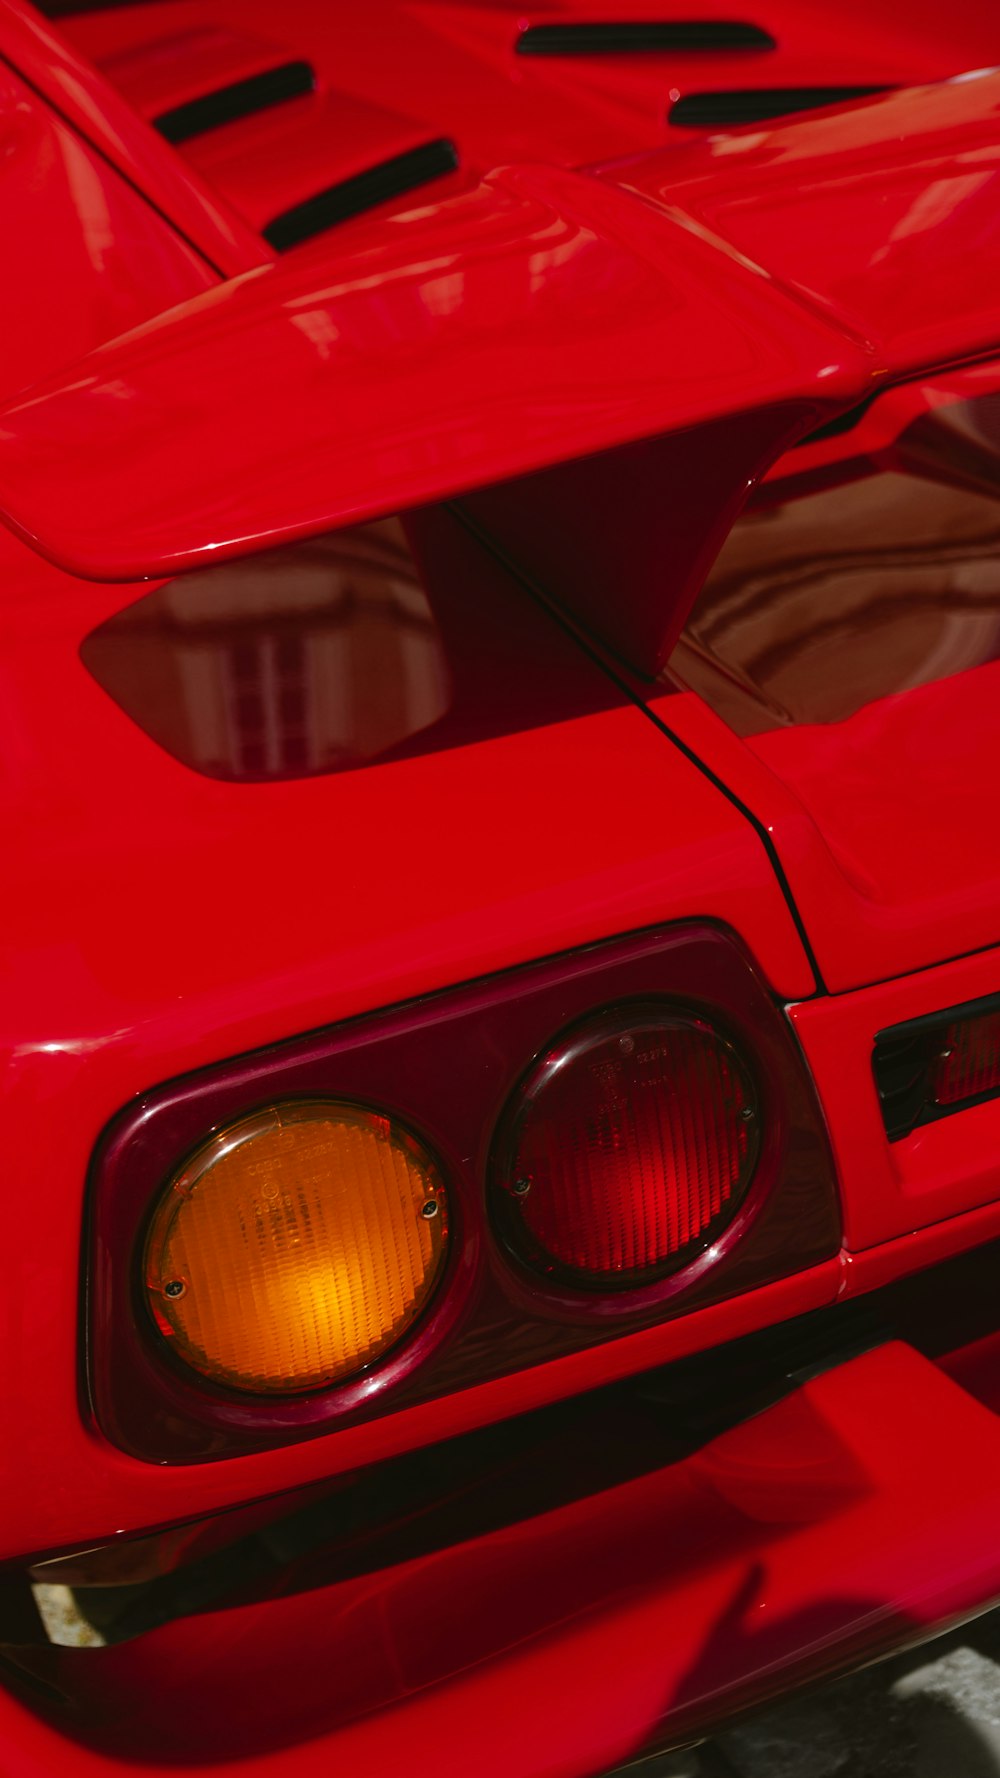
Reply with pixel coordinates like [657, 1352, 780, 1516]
[516, 21, 776, 55]
[154, 61, 316, 144]
[262, 139, 459, 251]
[670, 85, 888, 126]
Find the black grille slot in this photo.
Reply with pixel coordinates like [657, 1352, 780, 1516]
[872, 1028, 940, 1142]
[262, 139, 459, 252]
[517, 21, 775, 54]
[670, 84, 888, 126]
[154, 62, 316, 145]
[38, 2, 167, 12]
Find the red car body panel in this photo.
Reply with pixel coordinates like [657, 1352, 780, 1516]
[0, 51, 217, 402]
[6, 73, 1000, 995]
[5, 2, 1000, 1773]
[658, 660, 1000, 993]
[615, 73, 1000, 368]
[3, 70, 1000, 590]
[58, 0, 1000, 192]
[792, 943, 1000, 1251]
[0, 163, 860, 585]
[650, 358, 1000, 989]
[7, 1343, 1000, 1777]
[0, 0, 269, 274]
[0, 508, 820, 1558]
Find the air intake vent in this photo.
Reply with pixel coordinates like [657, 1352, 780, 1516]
[670, 85, 887, 126]
[517, 21, 775, 54]
[874, 991, 1000, 1141]
[262, 139, 459, 252]
[155, 61, 316, 145]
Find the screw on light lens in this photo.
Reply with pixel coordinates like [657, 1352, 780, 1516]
[144, 1102, 449, 1395]
[493, 1004, 759, 1288]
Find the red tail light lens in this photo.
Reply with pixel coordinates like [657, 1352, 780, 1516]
[493, 1005, 759, 1288]
[931, 1011, 1000, 1107]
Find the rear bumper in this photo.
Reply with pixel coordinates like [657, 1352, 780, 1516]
[5, 1334, 1000, 1778]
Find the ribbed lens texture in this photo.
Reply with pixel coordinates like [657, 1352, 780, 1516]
[145, 1104, 448, 1394]
[932, 1012, 1000, 1106]
[500, 1013, 757, 1284]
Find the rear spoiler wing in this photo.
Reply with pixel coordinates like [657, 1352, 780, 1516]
[2, 73, 1000, 675]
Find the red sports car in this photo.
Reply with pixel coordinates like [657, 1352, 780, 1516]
[3, 2, 1000, 1773]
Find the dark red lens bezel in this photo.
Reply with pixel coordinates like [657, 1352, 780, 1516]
[85, 922, 840, 1463]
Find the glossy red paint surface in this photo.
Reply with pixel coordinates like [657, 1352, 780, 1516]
[8, 1345, 1000, 1776]
[5, 7, 1000, 1763]
[0, 0, 269, 274]
[654, 362, 1000, 990]
[63, 0, 1000, 287]
[61, 0, 1000, 193]
[479, 73, 1000, 679]
[792, 941, 1000, 1253]
[79, 520, 462, 783]
[0, 157, 863, 590]
[181, 92, 467, 241]
[614, 71, 1000, 372]
[0, 504, 820, 1560]
[77, 17, 312, 124]
[6, 74, 1000, 684]
[672, 394, 1000, 739]
[841, 1196, 1000, 1302]
[0, 53, 216, 403]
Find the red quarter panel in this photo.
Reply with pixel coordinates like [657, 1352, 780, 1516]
[0, 57, 217, 402]
[0, 506, 817, 1560]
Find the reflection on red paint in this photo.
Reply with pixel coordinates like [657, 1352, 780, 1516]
[81, 520, 452, 781]
[652, 372, 1000, 990]
[670, 390, 1000, 737]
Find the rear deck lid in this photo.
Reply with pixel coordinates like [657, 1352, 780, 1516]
[598, 78, 1000, 990]
[4, 79, 1000, 990]
[658, 367, 1000, 991]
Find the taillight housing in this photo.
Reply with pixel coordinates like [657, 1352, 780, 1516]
[87, 923, 839, 1461]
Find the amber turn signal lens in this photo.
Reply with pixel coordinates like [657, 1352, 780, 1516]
[144, 1102, 449, 1395]
[493, 1005, 758, 1288]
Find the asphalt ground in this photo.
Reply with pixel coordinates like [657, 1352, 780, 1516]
[617, 1609, 1000, 1778]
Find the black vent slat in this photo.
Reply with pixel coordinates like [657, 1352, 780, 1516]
[38, 1, 168, 11]
[262, 140, 459, 252]
[155, 62, 316, 145]
[517, 21, 775, 55]
[670, 85, 888, 126]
